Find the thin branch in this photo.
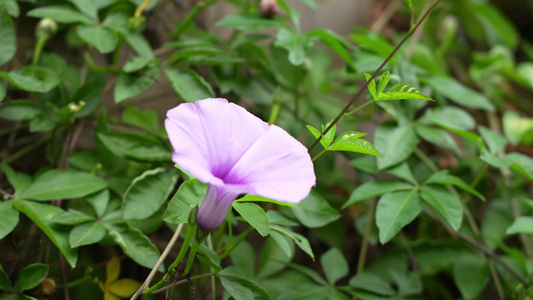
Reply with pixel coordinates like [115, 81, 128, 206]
[150, 272, 215, 295]
[309, 0, 442, 152]
[131, 223, 184, 300]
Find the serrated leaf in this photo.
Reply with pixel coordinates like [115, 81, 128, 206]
[377, 71, 390, 94]
[320, 248, 348, 285]
[232, 202, 270, 236]
[20, 169, 106, 201]
[376, 190, 423, 243]
[364, 73, 377, 99]
[292, 191, 339, 228]
[163, 69, 214, 102]
[69, 221, 106, 248]
[0, 201, 18, 241]
[17, 264, 48, 292]
[420, 186, 463, 230]
[13, 200, 78, 267]
[377, 83, 433, 101]
[425, 170, 485, 201]
[104, 222, 161, 270]
[163, 179, 207, 224]
[122, 168, 179, 219]
[329, 132, 381, 157]
[343, 181, 415, 208]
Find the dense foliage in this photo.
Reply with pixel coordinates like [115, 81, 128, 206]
[1, 0, 533, 299]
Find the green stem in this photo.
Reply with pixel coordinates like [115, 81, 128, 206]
[112, 38, 125, 67]
[1, 134, 51, 165]
[311, 149, 327, 162]
[308, 0, 442, 152]
[32, 37, 47, 65]
[83, 52, 119, 73]
[219, 226, 253, 259]
[207, 235, 216, 300]
[268, 93, 282, 125]
[356, 198, 377, 274]
[0, 124, 27, 136]
[174, 0, 217, 38]
[150, 272, 216, 295]
[344, 99, 376, 116]
[144, 223, 197, 294]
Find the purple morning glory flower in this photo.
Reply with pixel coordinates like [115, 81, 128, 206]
[165, 98, 316, 231]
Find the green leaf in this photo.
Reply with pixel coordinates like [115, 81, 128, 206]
[415, 124, 460, 154]
[232, 202, 270, 236]
[0, 5, 16, 67]
[0, 81, 5, 102]
[348, 273, 396, 296]
[114, 65, 159, 103]
[277, 283, 330, 300]
[17, 264, 48, 292]
[0, 201, 18, 240]
[66, 151, 99, 172]
[506, 216, 533, 235]
[122, 106, 159, 133]
[478, 125, 507, 154]
[374, 122, 420, 170]
[122, 168, 179, 219]
[51, 209, 94, 225]
[384, 162, 417, 185]
[424, 76, 494, 111]
[0, 263, 12, 292]
[307, 28, 356, 71]
[274, 28, 319, 66]
[69, 221, 106, 248]
[351, 34, 395, 60]
[502, 111, 533, 145]
[163, 179, 207, 224]
[328, 132, 381, 157]
[215, 12, 282, 30]
[453, 254, 489, 299]
[97, 131, 171, 162]
[85, 189, 109, 219]
[271, 225, 314, 260]
[364, 73, 377, 99]
[343, 181, 415, 208]
[3, 66, 60, 93]
[237, 195, 296, 207]
[420, 186, 463, 230]
[306, 124, 335, 149]
[425, 170, 485, 201]
[420, 106, 476, 131]
[376, 190, 423, 243]
[377, 71, 390, 94]
[104, 222, 161, 270]
[229, 241, 255, 275]
[218, 266, 271, 300]
[76, 25, 118, 53]
[377, 83, 433, 101]
[163, 69, 214, 102]
[197, 244, 222, 272]
[390, 270, 422, 297]
[0, 164, 32, 197]
[0, 0, 19, 17]
[0, 100, 40, 121]
[320, 248, 348, 285]
[257, 236, 294, 277]
[14, 200, 78, 267]
[291, 191, 340, 228]
[27, 5, 93, 24]
[68, 0, 114, 20]
[20, 169, 107, 201]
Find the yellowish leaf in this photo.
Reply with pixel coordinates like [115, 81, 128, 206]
[106, 256, 120, 284]
[104, 290, 120, 300]
[108, 279, 141, 297]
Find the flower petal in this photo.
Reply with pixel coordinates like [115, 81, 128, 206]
[165, 98, 269, 184]
[224, 125, 316, 202]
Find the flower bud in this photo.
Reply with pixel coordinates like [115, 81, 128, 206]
[260, 0, 279, 18]
[35, 18, 58, 41]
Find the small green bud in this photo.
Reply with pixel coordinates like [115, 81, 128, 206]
[188, 206, 198, 225]
[35, 18, 58, 41]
